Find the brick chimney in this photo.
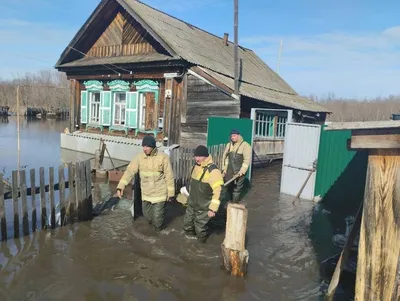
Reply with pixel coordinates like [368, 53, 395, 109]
[223, 33, 229, 46]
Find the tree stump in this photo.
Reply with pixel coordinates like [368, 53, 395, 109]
[221, 203, 249, 277]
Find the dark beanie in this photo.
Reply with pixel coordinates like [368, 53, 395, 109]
[142, 135, 156, 148]
[230, 129, 240, 135]
[194, 145, 209, 157]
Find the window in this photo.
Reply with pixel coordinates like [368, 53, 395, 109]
[89, 92, 101, 124]
[113, 92, 126, 126]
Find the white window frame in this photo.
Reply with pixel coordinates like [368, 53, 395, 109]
[113, 92, 127, 126]
[138, 93, 146, 130]
[88, 91, 101, 124]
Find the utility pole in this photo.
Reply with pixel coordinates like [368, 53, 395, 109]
[16, 85, 20, 178]
[234, 0, 239, 96]
[277, 39, 283, 74]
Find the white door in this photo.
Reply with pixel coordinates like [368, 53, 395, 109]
[280, 123, 321, 200]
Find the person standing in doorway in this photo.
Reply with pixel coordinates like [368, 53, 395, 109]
[116, 135, 175, 232]
[183, 145, 224, 243]
[222, 129, 252, 203]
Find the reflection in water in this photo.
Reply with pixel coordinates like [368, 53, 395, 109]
[0, 116, 69, 179]
[0, 118, 352, 300]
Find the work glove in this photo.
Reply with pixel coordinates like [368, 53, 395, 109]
[116, 188, 124, 198]
[180, 186, 189, 197]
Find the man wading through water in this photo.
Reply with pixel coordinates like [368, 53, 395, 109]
[183, 145, 224, 243]
[222, 129, 252, 203]
[116, 135, 175, 232]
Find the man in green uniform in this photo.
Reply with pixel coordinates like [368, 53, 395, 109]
[183, 145, 224, 243]
[116, 135, 175, 232]
[222, 129, 252, 203]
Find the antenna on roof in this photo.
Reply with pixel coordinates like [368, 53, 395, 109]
[277, 39, 283, 74]
[234, 0, 239, 96]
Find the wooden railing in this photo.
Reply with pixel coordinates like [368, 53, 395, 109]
[169, 144, 226, 191]
[0, 160, 93, 241]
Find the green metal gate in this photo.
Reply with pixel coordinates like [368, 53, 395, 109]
[207, 117, 254, 180]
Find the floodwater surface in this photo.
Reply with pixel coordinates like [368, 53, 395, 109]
[0, 117, 354, 300]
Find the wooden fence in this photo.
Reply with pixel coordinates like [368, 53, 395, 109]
[169, 144, 225, 191]
[0, 160, 92, 241]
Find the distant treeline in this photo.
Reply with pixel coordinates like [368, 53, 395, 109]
[307, 93, 400, 122]
[0, 69, 69, 114]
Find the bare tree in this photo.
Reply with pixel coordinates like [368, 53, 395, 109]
[307, 94, 400, 122]
[0, 69, 69, 114]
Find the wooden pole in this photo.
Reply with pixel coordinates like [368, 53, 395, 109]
[325, 203, 362, 300]
[355, 149, 400, 301]
[16, 85, 20, 177]
[293, 168, 315, 203]
[233, 0, 239, 96]
[221, 203, 249, 277]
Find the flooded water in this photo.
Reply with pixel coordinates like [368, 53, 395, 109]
[0, 116, 354, 300]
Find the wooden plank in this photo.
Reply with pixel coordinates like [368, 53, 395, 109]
[30, 168, 36, 233]
[39, 167, 46, 229]
[67, 162, 75, 221]
[355, 149, 400, 301]
[325, 204, 362, 299]
[221, 203, 249, 277]
[74, 162, 81, 219]
[49, 167, 55, 229]
[59, 166, 66, 226]
[20, 169, 29, 236]
[351, 130, 400, 149]
[85, 160, 93, 220]
[12, 170, 19, 238]
[80, 162, 87, 201]
[0, 173, 6, 241]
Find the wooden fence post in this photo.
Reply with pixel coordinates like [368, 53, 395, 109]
[84, 160, 93, 221]
[75, 161, 81, 220]
[0, 173, 6, 241]
[49, 167, 55, 229]
[39, 167, 47, 230]
[67, 162, 75, 222]
[355, 149, 400, 301]
[12, 170, 19, 238]
[59, 165, 66, 226]
[221, 203, 249, 277]
[30, 168, 36, 233]
[20, 169, 29, 235]
[79, 162, 86, 221]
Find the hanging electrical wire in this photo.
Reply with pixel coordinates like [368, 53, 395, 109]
[68, 46, 134, 74]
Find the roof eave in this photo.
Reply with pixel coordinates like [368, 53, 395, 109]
[55, 0, 110, 67]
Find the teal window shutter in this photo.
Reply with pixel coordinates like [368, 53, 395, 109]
[126, 92, 138, 128]
[80, 91, 88, 124]
[100, 91, 112, 126]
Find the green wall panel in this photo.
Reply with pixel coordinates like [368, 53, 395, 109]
[315, 126, 368, 215]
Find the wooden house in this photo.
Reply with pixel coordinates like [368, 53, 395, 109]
[55, 0, 329, 151]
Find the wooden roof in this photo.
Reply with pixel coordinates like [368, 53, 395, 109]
[55, 0, 329, 113]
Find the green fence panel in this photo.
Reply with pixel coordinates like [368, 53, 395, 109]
[207, 117, 254, 181]
[314, 126, 368, 215]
